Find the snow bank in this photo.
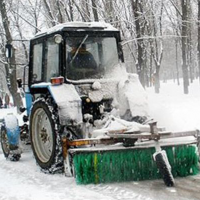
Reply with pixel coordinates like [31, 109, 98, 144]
[117, 73, 149, 117]
[147, 79, 200, 132]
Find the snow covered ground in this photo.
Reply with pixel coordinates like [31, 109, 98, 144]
[0, 79, 200, 200]
[147, 79, 200, 132]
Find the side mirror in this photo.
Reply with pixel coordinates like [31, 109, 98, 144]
[17, 78, 22, 88]
[5, 43, 13, 58]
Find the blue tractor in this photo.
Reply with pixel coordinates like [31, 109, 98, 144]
[2, 22, 197, 187]
[0, 22, 148, 171]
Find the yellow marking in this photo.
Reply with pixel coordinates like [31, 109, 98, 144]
[94, 153, 99, 184]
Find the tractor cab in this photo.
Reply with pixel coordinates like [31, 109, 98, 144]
[24, 22, 148, 128]
[29, 22, 124, 85]
[14, 22, 148, 175]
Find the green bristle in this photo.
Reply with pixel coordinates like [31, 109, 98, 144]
[73, 144, 199, 184]
[163, 145, 199, 177]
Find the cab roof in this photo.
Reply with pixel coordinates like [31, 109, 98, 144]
[34, 21, 118, 38]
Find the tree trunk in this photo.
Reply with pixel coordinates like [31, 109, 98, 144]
[69, 0, 74, 21]
[187, 0, 193, 83]
[59, 1, 71, 22]
[14, 12, 29, 62]
[181, 0, 189, 94]
[81, 0, 91, 22]
[42, 0, 56, 26]
[104, 0, 114, 23]
[149, 47, 153, 87]
[198, 0, 200, 82]
[154, 70, 160, 93]
[56, 0, 64, 23]
[72, 0, 87, 22]
[91, 0, 99, 22]
[130, 0, 145, 87]
[0, 0, 23, 109]
[175, 39, 180, 85]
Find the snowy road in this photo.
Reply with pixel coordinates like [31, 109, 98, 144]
[0, 80, 200, 200]
[0, 148, 200, 200]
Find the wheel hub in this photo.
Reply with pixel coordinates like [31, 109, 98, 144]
[40, 127, 48, 143]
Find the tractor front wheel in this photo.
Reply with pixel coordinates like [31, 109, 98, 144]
[30, 98, 64, 173]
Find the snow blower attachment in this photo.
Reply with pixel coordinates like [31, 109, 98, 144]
[0, 22, 199, 187]
[62, 121, 199, 186]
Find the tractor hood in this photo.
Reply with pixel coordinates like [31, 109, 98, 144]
[31, 68, 149, 125]
[71, 69, 149, 120]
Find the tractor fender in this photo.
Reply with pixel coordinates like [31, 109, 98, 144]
[3, 114, 20, 147]
[31, 83, 83, 125]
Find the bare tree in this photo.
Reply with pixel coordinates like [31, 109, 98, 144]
[187, 1, 194, 83]
[17, 0, 42, 34]
[55, 0, 64, 23]
[72, 0, 87, 22]
[130, 0, 146, 87]
[91, 0, 99, 21]
[181, 0, 189, 94]
[42, 0, 56, 26]
[10, 0, 29, 62]
[0, 0, 23, 109]
[151, 1, 164, 93]
[102, 0, 114, 23]
[83, 0, 91, 21]
[198, 0, 200, 82]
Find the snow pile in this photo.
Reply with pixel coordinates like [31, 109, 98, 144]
[87, 64, 149, 119]
[92, 115, 150, 137]
[0, 107, 17, 121]
[117, 73, 149, 117]
[3, 114, 18, 132]
[109, 63, 149, 118]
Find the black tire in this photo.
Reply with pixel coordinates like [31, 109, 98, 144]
[0, 126, 21, 161]
[1, 126, 10, 158]
[30, 98, 64, 173]
[155, 152, 174, 187]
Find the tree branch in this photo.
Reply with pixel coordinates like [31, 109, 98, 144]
[169, 0, 182, 17]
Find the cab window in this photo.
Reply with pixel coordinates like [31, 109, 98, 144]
[44, 38, 60, 82]
[32, 43, 43, 82]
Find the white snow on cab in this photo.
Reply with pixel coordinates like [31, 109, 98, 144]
[35, 21, 118, 38]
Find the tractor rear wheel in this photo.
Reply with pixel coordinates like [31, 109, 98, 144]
[30, 98, 64, 173]
[0, 126, 21, 161]
[1, 126, 10, 158]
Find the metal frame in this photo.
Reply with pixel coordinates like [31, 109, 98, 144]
[62, 122, 199, 176]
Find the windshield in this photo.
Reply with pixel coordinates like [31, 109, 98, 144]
[65, 36, 119, 80]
